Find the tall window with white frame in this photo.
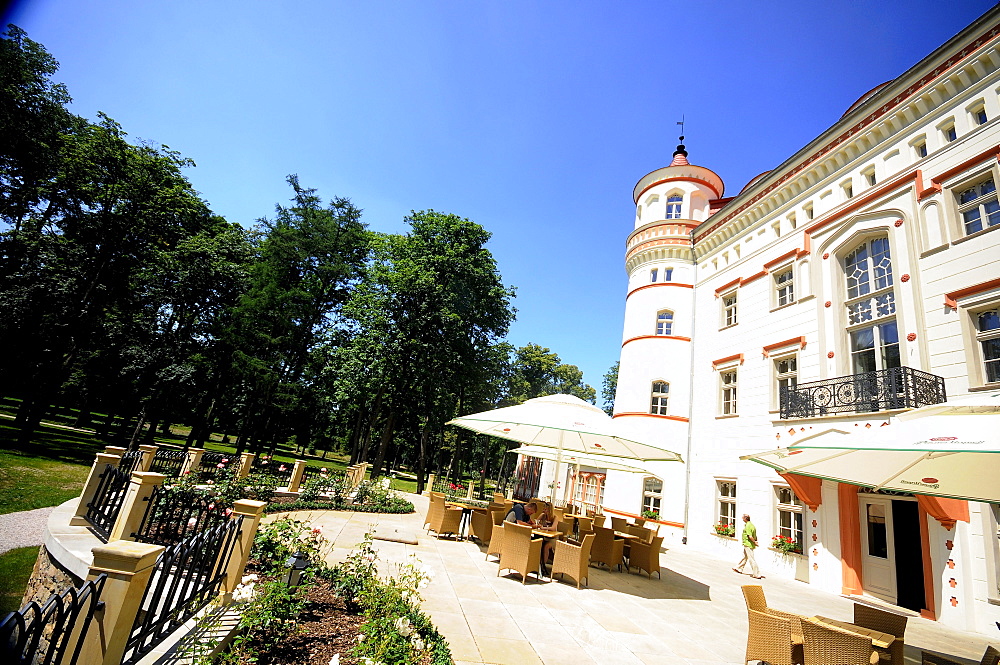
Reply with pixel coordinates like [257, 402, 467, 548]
[976, 308, 1000, 384]
[717, 480, 737, 535]
[722, 292, 738, 327]
[774, 267, 794, 307]
[774, 356, 797, 411]
[957, 176, 1000, 235]
[650, 268, 659, 282]
[650, 381, 669, 415]
[720, 369, 737, 415]
[642, 476, 662, 518]
[775, 486, 804, 554]
[663, 268, 673, 282]
[665, 194, 682, 219]
[844, 237, 900, 380]
[655, 310, 673, 335]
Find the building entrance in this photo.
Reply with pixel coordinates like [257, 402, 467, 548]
[858, 494, 925, 612]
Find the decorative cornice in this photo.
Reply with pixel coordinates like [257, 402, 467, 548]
[944, 277, 1000, 309]
[712, 353, 744, 368]
[626, 282, 694, 299]
[622, 334, 692, 348]
[762, 337, 807, 358]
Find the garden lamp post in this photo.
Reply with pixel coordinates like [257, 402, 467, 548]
[283, 552, 309, 588]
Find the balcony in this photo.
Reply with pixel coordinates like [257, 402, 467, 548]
[779, 366, 946, 419]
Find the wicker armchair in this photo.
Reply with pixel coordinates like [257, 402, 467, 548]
[633, 517, 646, 527]
[741, 585, 805, 643]
[801, 619, 879, 665]
[921, 646, 999, 665]
[627, 525, 654, 543]
[593, 514, 606, 528]
[746, 609, 802, 665]
[628, 535, 664, 579]
[497, 522, 544, 584]
[552, 533, 595, 589]
[427, 495, 463, 539]
[577, 516, 593, 534]
[590, 526, 625, 572]
[556, 520, 573, 538]
[493, 492, 506, 504]
[610, 516, 628, 532]
[469, 509, 493, 543]
[854, 603, 907, 665]
[486, 510, 506, 560]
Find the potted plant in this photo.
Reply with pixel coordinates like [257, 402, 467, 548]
[713, 522, 736, 537]
[771, 534, 803, 554]
[641, 509, 660, 521]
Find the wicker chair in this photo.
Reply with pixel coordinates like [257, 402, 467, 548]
[552, 533, 595, 589]
[497, 522, 544, 584]
[577, 516, 593, 534]
[590, 526, 625, 572]
[628, 535, 664, 579]
[627, 525, 654, 543]
[556, 520, 574, 538]
[486, 510, 506, 560]
[921, 646, 1000, 665]
[741, 585, 805, 643]
[746, 609, 802, 665]
[610, 516, 628, 532]
[552, 506, 566, 523]
[593, 514, 606, 528]
[633, 517, 646, 527]
[854, 603, 907, 665]
[469, 509, 493, 543]
[427, 495, 463, 539]
[801, 619, 879, 665]
[493, 492, 506, 504]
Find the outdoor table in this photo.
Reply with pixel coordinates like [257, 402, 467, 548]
[811, 616, 896, 649]
[446, 500, 483, 540]
[531, 528, 562, 579]
[613, 531, 640, 540]
[562, 513, 589, 537]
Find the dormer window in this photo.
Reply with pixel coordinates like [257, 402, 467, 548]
[665, 195, 683, 219]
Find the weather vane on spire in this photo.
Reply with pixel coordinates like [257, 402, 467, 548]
[677, 114, 685, 142]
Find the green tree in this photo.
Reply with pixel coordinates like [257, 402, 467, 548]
[601, 361, 619, 416]
[506, 343, 596, 405]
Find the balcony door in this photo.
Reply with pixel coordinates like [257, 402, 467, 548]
[859, 495, 896, 603]
[850, 321, 902, 411]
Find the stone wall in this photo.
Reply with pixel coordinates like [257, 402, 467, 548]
[21, 543, 83, 608]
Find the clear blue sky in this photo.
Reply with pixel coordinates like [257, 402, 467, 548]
[5, 0, 995, 407]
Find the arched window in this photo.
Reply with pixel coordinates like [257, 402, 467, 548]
[665, 194, 683, 219]
[650, 381, 669, 415]
[642, 476, 663, 516]
[843, 236, 898, 375]
[655, 310, 673, 335]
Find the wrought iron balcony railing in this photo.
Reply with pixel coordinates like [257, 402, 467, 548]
[779, 366, 946, 419]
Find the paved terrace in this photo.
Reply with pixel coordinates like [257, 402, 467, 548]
[274, 494, 996, 665]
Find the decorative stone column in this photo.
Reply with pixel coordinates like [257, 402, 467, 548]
[137, 444, 158, 472]
[78, 540, 164, 665]
[220, 499, 267, 599]
[180, 448, 204, 476]
[287, 460, 308, 493]
[109, 472, 166, 542]
[71, 453, 122, 527]
[103, 445, 127, 458]
[237, 452, 255, 479]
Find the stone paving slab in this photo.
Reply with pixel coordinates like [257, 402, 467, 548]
[278, 495, 997, 665]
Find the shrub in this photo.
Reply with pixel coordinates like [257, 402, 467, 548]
[251, 516, 327, 576]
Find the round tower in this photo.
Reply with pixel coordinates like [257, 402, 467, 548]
[608, 140, 724, 526]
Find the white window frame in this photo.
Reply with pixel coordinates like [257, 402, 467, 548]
[663, 267, 674, 282]
[841, 179, 854, 200]
[655, 310, 673, 336]
[955, 173, 1000, 236]
[641, 476, 663, 516]
[720, 369, 738, 416]
[650, 268, 658, 283]
[665, 194, 683, 219]
[774, 485, 804, 553]
[939, 117, 958, 143]
[650, 381, 669, 415]
[969, 302, 1000, 387]
[772, 353, 798, 411]
[910, 134, 928, 160]
[862, 166, 877, 187]
[969, 99, 988, 127]
[717, 479, 737, 531]
[773, 264, 795, 308]
[803, 202, 814, 220]
[721, 291, 738, 328]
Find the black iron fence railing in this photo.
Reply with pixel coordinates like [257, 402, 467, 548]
[149, 449, 187, 477]
[0, 573, 106, 665]
[131, 484, 230, 547]
[300, 465, 337, 487]
[121, 517, 242, 665]
[119, 450, 144, 475]
[252, 457, 293, 485]
[84, 464, 131, 542]
[780, 366, 946, 419]
[197, 451, 231, 481]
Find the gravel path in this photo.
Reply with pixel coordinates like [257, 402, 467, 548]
[0, 506, 55, 556]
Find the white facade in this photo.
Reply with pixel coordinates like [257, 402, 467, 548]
[603, 8, 1000, 636]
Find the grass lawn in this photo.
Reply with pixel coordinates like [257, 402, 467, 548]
[0, 546, 39, 614]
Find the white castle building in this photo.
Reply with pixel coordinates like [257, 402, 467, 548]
[523, 6, 1000, 636]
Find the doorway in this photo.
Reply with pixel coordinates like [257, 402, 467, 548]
[858, 494, 925, 612]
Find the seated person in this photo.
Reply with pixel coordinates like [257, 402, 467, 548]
[505, 502, 555, 565]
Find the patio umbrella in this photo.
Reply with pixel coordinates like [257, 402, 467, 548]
[896, 389, 1000, 419]
[741, 412, 1000, 503]
[507, 445, 651, 473]
[447, 394, 682, 503]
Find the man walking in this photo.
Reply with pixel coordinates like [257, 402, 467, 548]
[733, 513, 763, 579]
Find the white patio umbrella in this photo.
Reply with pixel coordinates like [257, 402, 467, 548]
[447, 394, 682, 502]
[896, 389, 1000, 419]
[742, 412, 1000, 503]
[507, 445, 651, 473]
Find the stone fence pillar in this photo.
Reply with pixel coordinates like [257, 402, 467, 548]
[181, 448, 204, 476]
[137, 444, 158, 472]
[103, 445, 127, 458]
[109, 472, 166, 542]
[71, 453, 122, 527]
[221, 500, 267, 600]
[237, 452, 255, 479]
[287, 460, 307, 493]
[78, 540, 164, 665]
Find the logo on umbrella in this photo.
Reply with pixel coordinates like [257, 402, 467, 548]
[929, 437, 957, 441]
[922, 477, 939, 483]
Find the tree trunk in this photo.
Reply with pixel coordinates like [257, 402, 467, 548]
[370, 410, 396, 479]
[416, 421, 430, 494]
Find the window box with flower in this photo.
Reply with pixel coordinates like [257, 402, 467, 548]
[770, 534, 803, 555]
[713, 522, 736, 538]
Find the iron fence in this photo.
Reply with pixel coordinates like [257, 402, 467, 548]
[84, 464, 131, 542]
[131, 484, 231, 547]
[149, 449, 186, 477]
[780, 365, 947, 419]
[251, 457, 293, 485]
[121, 517, 242, 664]
[119, 450, 144, 475]
[0, 573, 106, 665]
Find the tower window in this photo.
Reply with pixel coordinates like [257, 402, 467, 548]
[650, 268, 658, 283]
[650, 381, 669, 415]
[803, 202, 814, 220]
[655, 310, 674, 336]
[842, 181, 854, 200]
[942, 122, 957, 143]
[957, 177, 1000, 235]
[863, 167, 876, 187]
[774, 267, 794, 307]
[722, 292, 738, 327]
[665, 195, 683, 219]
[720, 370, 738, 415]
[973, 105, 989, 126]
[664, 268, 673, 282]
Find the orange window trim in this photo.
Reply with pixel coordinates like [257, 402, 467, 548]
[944, 277, 1000, 309]
[621, 335, 692, 347]
[612, 412, 690, 423]
[712, 353, 744, 368]
[626, 282, 694, 299]
[762, 336, 807, 357]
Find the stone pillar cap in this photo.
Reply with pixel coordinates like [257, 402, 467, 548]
[91, 541, 163, 573]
